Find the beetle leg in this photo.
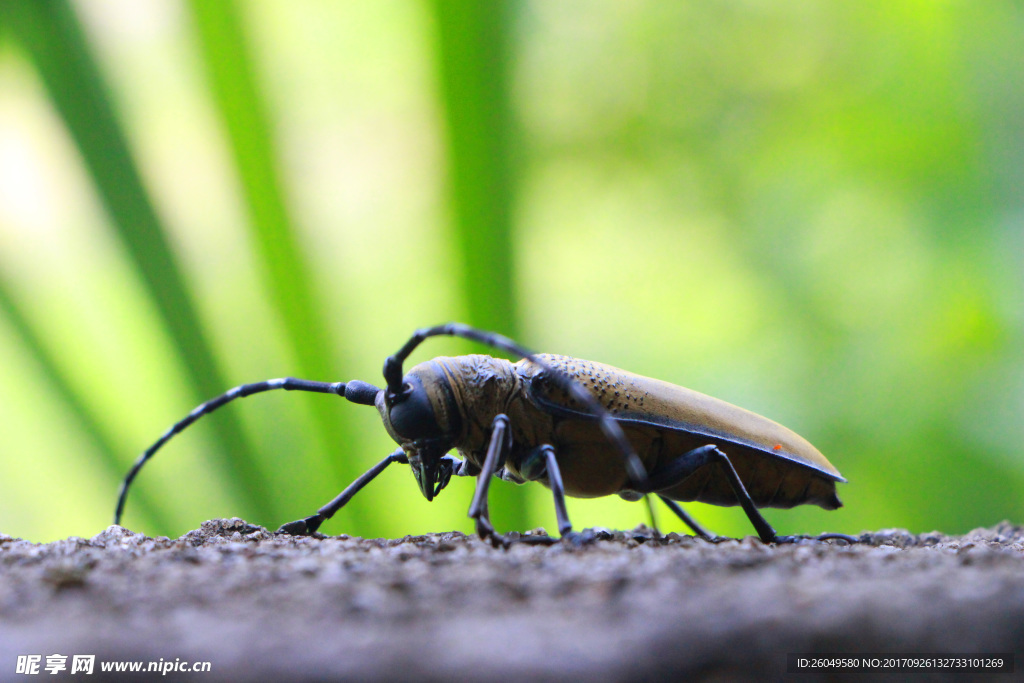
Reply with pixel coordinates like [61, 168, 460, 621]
[496, 467, 525, 484]
[703, 447, 779, 543]
[539, 445, 574, 537]
[642, 495, 661, 538]
[513, 445, 600, 545]
[773, 532, 861, 545]
[637, 444, 781, 543]
[656, 495, 717, 541]
[432, 454, 470, 497]
[440, 453, 467, 474]
[276, 447, 408, 535]
[633, 444, 717, 493]
[467, 414, 512, 548]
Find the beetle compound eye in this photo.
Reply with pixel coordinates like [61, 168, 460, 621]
[388, 399, 439, 440]
[387, 375, 442, 441]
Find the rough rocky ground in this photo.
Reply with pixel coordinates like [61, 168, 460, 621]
[2, 519, 1023, 681]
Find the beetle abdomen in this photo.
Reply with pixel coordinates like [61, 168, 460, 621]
[516, 354, 844, 509]
[645, 424, 842, 509]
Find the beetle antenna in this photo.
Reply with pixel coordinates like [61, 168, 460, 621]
[383, 323, 649, 484]
[114, 377, 380, 526]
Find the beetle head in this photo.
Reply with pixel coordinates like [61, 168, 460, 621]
[377, 362, 462, 501]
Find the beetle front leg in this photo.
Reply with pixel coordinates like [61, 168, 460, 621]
[467, 414, 512, 547]
[513, 445, 607, 547]
[432, 454, 471, 497]
[277, 448, 408, 535]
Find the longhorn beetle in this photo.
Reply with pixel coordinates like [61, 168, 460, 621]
[115, 323, 853, 545]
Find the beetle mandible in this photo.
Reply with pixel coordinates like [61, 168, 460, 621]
[115, 322, 852, 545]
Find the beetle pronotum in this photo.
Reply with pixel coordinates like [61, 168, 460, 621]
[115, 323, 853, 545]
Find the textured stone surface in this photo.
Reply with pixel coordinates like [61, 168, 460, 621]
[2, 519, 1023, 680]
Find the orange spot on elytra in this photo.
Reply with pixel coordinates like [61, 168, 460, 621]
[772, 444, 783, 450]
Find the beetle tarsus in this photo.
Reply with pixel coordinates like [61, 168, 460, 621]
[474, 519, 511, 549]
[561, 528, 604, 547]
[276, 513, 325, 536]
[768, 534, 801, 544]
[817, 532, 860, 544]
[767, 532, 859, 545]
[516, 533, 560, 545]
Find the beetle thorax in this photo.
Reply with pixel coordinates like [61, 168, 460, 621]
[429, 355, 523, 457]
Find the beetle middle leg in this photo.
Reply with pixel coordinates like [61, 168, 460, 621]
[514, 445, 612, 547]
[517, 444, 574, 538]
[541, 445, 573, 537]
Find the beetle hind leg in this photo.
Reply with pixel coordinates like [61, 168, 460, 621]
[772, 532, 861, 545]
[637, 444, 781, 543]
[644, 449, 859, 544]
[656, 495, 718, 541]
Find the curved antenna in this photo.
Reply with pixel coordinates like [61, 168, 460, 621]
[382, 323, 649, 485]
[114, 377, 379, 526]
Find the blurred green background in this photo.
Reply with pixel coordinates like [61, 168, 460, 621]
[0, 0, 1021, 543]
